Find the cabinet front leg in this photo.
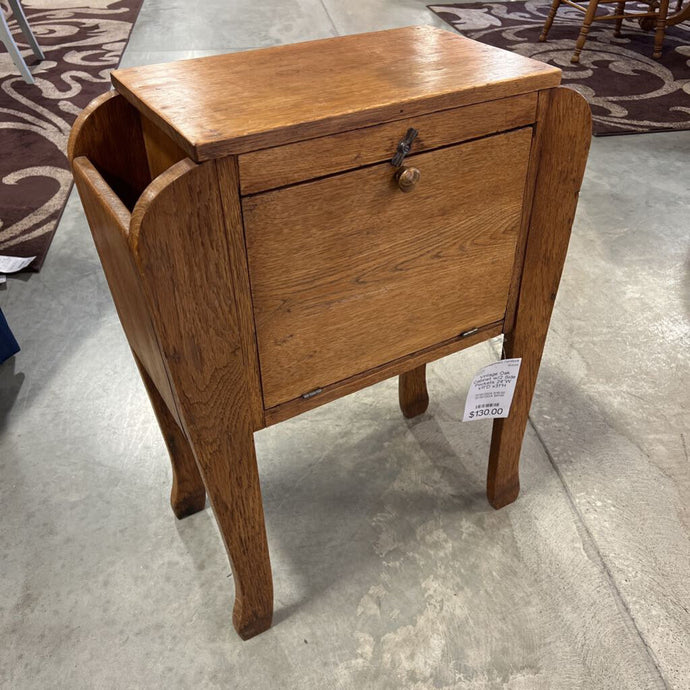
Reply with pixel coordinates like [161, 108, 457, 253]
[487, 336, 532, 509]
[399, 364, 429, 418]
[488, 87, 591, 509]
[187, 420, 273, 640]
[133, 353, 206, 518]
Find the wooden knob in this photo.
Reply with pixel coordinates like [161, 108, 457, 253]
[395, 166, 420, 192]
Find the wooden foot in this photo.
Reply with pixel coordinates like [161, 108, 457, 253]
[487, 88, 591, 510]
[399, 364, 429, 418]
[133, 354, 206, 518]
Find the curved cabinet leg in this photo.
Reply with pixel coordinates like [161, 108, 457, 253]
[186, 419, 273, 639]
[487, 87, 591, 509]
[399, 364, 429, 418]
[133, 353, 206, 518]
[486, 338, 525, 509]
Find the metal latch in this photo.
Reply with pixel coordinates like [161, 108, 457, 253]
[391, 128, 418, 167]
[301, 388, 323, 400]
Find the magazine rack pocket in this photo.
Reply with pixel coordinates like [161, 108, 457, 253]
[68, 91, 196, 427]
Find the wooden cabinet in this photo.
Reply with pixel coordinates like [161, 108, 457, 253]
[68, 26, 591, 640]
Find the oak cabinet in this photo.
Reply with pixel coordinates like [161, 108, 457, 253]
[69, 26, 591, 640]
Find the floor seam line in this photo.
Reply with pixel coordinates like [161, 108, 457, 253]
[527, 416, 670, 689]
[319, 0, 340, 36]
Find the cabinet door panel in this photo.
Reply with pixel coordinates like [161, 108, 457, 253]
[243, 127, 533, 408]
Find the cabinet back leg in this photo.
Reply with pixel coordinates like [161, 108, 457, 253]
[399, 364, 430, 418]
[133, 353, 206, 518]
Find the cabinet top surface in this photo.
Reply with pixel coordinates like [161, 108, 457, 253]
[111, 26, 560, 161]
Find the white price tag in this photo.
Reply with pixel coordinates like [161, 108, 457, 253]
[463, 358, 521, 421]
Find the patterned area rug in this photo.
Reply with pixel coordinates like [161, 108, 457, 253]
[429, 2, 690, 135]
[0, 0, 142, 270]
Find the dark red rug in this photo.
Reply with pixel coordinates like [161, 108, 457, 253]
[428, 2, 690, 135]
[0, 0, 143, 271]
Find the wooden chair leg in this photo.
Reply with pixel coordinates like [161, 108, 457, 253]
[571, 0, 600, 63]
[133, 353, 206, 519]
[399, 364, 429, 418]
[487, 88, 591, 509]
[653, 0, 670, 58]
[614, 0, 626, 35]
[539, 0, 563, 42]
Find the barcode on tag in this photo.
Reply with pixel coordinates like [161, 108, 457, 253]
[462, 358, 521, 422]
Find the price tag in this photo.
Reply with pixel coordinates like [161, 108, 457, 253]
[463, 358, 521, 422]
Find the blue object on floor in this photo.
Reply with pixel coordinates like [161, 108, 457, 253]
[0, 308, 20, 363]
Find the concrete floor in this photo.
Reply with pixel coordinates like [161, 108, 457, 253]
[1, 0, 689, 687]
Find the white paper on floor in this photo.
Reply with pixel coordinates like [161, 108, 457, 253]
[0, 255, 35, 273]
[0, 255, 35, 286]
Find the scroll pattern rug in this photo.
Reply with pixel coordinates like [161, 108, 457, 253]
[428, 2, 690, 135]
[0, 0, 142, 270]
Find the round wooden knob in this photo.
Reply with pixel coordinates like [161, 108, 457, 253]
[396, 166, 420, 192]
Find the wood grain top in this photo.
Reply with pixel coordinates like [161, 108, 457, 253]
[111, 26, 560, 160]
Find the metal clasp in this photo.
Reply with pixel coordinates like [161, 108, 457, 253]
[391, 128, 418, 167]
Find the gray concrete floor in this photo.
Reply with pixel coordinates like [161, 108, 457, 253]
[1, 0, 689, 688]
